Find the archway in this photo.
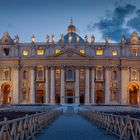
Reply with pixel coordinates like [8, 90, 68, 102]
[129, 83, 139, 105]
[1, 83, 11, 104]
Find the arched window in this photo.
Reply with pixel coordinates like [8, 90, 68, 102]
[112, 71, 117, 80]
[23, 70, 27, 80]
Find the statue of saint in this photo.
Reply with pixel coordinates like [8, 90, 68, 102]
[91, 35, 95, 43]
[121, 35, 125, 44]
[52, 35, 55, 44]
[15, 35, 19, 43]
[46, 35, 50, 43]
[105, 36, 109, 44]
[31, 35, 35, 43]
[85, 35, 88, 43]
[61, 34, 64, 43]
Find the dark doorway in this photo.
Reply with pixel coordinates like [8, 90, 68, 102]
[55, 94, 60, 104]
[80, 94, 85, 104]
[96, 90, 103, 104]
[66, 89, 74, 104]
[37, 90, 44, 103]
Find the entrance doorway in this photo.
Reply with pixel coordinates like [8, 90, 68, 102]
[66, 89, 74, 104]
[96, 90, 103, 104]
[55, 94, 60, 104]
[129, 83, 139, 105]
[80, 94, 85, 104]
[1, 83, 10, 104]
[37, 90, 44, 103]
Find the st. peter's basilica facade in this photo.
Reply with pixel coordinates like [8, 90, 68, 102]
[0, 21, 140, 105]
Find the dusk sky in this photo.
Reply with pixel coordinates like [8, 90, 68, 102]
[0, 0, 140, 42]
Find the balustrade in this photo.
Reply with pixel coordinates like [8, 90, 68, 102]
[0, 110, 61, 140]
[80, 110, 140, 140]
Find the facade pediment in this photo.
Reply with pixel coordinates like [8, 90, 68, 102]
[51, 49, 88, 59]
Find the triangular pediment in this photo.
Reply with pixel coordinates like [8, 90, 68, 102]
[51, 49, 88, 58]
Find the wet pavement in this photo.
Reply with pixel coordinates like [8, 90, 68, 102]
[36, 106, 118, 140]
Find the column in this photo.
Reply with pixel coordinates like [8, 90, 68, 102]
[105, 67, 111, 104]
[30, 66, 35, 104]
[45, 66, 49, 104]
[60, 66, 65, 104]
[91, 67, 95, 104]
[50, 66, 55, 104]
[138, 90, 140, 105]
[121, 67, 129, 104]
[12, 65, 19, 104]
[85, 67, 90, 105]
[75, 67, 80, 104]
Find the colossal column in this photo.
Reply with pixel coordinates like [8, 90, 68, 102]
[60, 66, 65, 104]
[121, 67, 129, 104]
[30, 66, 35, 104]
[12, 65, 19, 104]
[91, 67, 95, 104]
[50, 66, 55, 104]
[105, 67, 111, 104]
[45, 66, 49, 104]
[75, 66, 80, 104]
[85, 67, 90, 104]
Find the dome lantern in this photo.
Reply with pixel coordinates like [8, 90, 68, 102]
[67, 18, 76, 33]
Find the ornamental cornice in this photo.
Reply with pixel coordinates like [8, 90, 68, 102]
[120, 66, 128, 70]
[12, 65, 20, 70]
[104, 66, 112, 70]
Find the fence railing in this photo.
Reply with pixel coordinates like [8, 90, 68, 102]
[0, 110, 61, 140]
[79, 110, 140, 140]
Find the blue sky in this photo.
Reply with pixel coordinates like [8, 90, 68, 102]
[0, 0, 140, 42]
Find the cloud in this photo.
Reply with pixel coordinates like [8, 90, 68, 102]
[87, 4, 136, 42]
[127, 9, 140, 32]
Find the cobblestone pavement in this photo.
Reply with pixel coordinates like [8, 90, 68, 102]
[36, 107, 117, 140]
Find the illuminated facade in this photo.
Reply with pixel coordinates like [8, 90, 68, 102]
[0, 22, 140, 105]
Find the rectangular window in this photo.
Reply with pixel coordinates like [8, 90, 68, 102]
[37, 50, 44, 55]
[23, 50, 28, 56]
[80, 50, 85, 54]
[96, 49, 103, 55]
[112, 50, 118, 56]
[55, 49, 61, 54]
[131, 49, 138, 56]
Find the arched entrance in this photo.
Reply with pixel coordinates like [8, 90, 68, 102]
[129, 83, 139, 105]
[1, 83, 11, 104]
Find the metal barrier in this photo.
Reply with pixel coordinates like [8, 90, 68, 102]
[79, 110, 140, 140]
[0, 110, 61, 140]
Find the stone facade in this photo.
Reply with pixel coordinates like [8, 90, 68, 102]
[0, 23, 140, 105]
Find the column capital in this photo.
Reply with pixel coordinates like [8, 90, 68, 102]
[105, 66, 111, 70]
[120, 66, 128, 70]
[61, 65, 66, 69]
[12, 65, 20, 70]
[50, 65, 55, 69]
[29, 66, 35, 70]
[75, 65, 80, 69]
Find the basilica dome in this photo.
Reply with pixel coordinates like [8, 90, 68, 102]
[58, 19, 85, 44]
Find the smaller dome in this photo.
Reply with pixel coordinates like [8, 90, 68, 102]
[67, 19, 76, 33]
[0, 32, 14, 45]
